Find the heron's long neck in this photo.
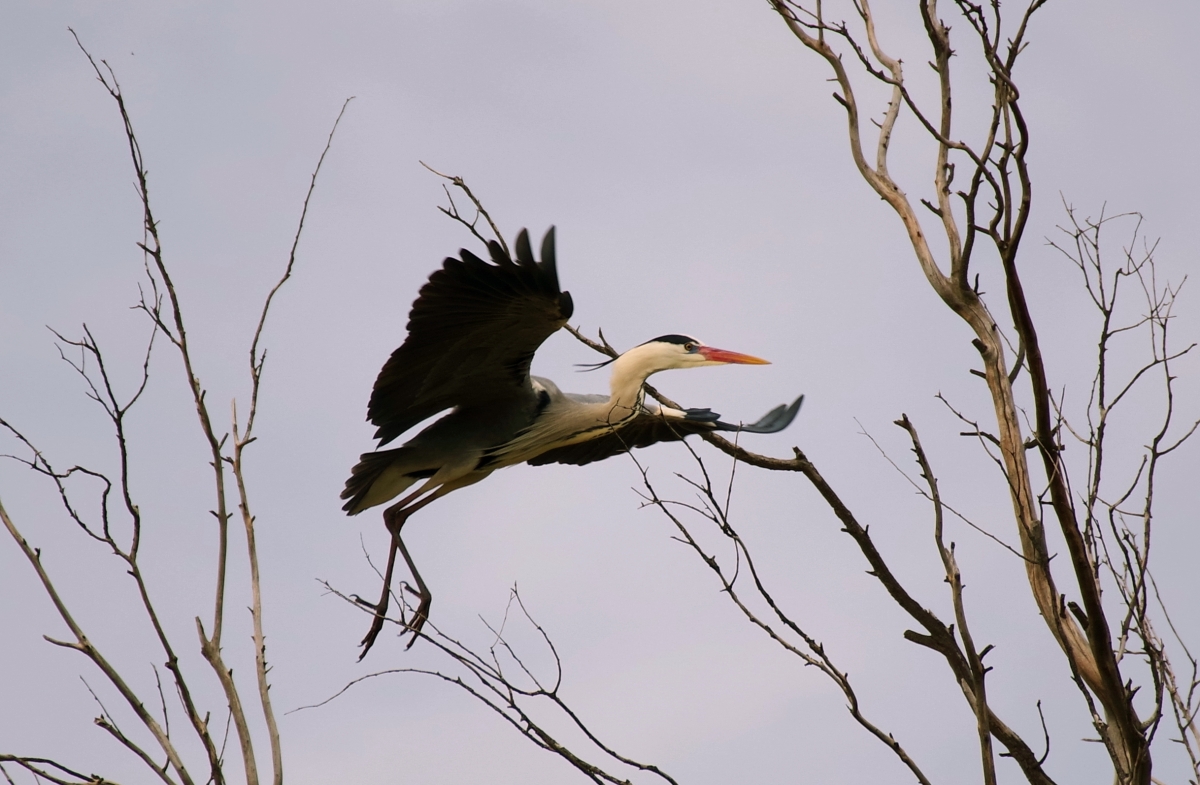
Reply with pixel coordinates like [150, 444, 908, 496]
[606, 348, 658, 415]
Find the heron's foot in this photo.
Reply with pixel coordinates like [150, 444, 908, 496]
[357, 597, 390, 661]
[354, 584, 430, 658]
[402, 583, 432, 650]
[355, 573, 395, 661]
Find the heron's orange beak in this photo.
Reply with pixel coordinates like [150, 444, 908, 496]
[698, 346, 770, 365]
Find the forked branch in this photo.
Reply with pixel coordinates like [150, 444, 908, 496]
[314, 584, 678, 785]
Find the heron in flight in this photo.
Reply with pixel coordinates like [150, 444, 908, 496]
[343, 227, 802, 656]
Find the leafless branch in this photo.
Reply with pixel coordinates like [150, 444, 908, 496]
[420, 161, 509, 257]
[0, 495, 194, 785]
[313, 584, 678, 785]
[857, 416, 1031, 561]
[71, 30, 262, 780]
[896, 414, 997, 785]
[225, 95, 352, 785]
[1047, 206, 1199, 781]
[631, 445, 936, 784]
[0, 755, 119, 785]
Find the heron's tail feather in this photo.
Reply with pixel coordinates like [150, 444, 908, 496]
[341, 448, 433, 515]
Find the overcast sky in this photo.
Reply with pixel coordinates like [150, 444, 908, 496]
[2, 2, 1198, 783]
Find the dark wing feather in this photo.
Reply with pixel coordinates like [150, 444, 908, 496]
[527, 413, 710, 467]
[527, 395, 804, 467]
[368, 227, 574, 445]
[713, 395, 804, 434]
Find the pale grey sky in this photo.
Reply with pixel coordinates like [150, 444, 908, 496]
[2, 2, 1197, 783]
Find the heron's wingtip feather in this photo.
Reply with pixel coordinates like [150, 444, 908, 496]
[713, 394, 804, 434]
[514, 228, 534, 266]
[541, 226, 556, 269]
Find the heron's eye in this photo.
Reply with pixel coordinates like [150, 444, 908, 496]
[684, 342, 697, 352]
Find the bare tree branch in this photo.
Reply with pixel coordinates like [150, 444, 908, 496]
[227, 94, 354, 785]
[313, 584, 679, 785]
[420, 161, 510, 257]
[0, 495, 194, 785]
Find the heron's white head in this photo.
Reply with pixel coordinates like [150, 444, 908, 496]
[635, 334, 769, 371]
[604, 334, 769, 398]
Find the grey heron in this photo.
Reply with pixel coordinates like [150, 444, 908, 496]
[343, 227, 802, 656]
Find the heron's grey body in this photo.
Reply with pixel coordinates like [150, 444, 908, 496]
[343, 367, 722, 514]
[343, 227, 801, 655]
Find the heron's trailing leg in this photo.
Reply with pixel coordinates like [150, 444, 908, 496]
[394, 533, 431, 650]
[357, 489, 442, 659]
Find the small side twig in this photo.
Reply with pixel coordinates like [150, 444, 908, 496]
[420, 162, 509, 257]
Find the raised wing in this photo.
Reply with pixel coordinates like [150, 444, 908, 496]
[368, 228, 574, 445]
[528, 395, 803, 467]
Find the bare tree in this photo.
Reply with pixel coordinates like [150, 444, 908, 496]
[0, 35, 350, 785]
[748, 2, 1197, 781]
